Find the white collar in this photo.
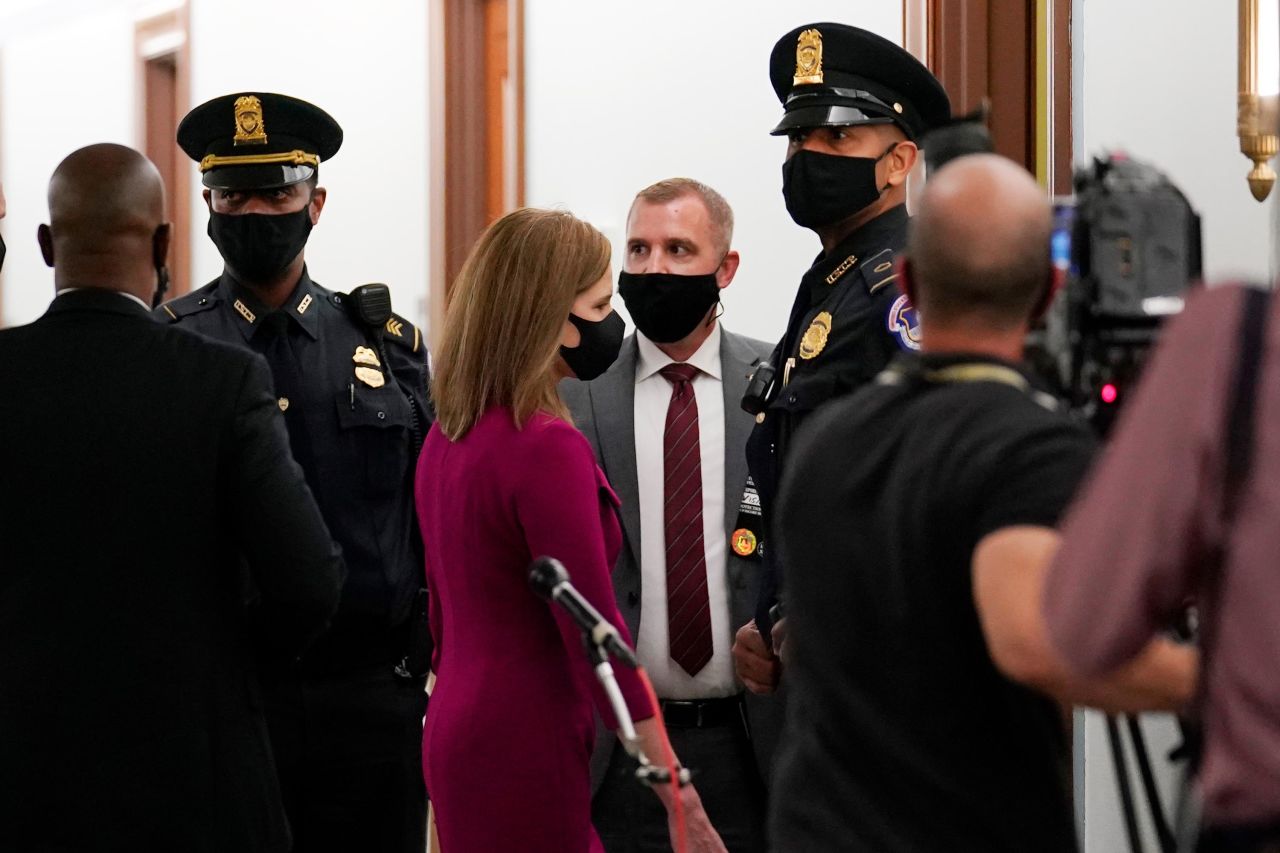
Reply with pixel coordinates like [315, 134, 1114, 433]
[57, 287, 150, 311]
[635, 322, 722, 383]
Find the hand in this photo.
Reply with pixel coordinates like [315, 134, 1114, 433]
[732, 619, 781, 695]
[667, 785, 728, 853]
[771, 617, 789, 664]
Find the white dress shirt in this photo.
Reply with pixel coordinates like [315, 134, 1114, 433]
[57, 287, 151, 311]
[633, 324, 737, 698]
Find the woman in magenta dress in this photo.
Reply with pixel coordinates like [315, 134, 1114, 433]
[416, 208, 725, 852]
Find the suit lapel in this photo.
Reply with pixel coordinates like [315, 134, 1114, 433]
[591, 337, 642, 567]
[720, 329, 761, 594]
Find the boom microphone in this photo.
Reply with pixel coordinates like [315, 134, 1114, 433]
[528, 557, 639, 668]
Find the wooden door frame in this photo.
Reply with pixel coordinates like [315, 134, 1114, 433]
[135, 5, 192, 297]
[430, 0, 524, 343]
[924, 0, 1072, 194]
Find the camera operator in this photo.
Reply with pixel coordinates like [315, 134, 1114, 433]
[768, 154, 1195, 852]
[1044, 280, 1279, 852]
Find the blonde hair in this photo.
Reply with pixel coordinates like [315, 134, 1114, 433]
[433, 207, 611, 440]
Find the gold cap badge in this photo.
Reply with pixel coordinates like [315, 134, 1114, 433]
[799, 311, 833, 360]
[794, 28, 824, 86]
[233, 95, 268, 146]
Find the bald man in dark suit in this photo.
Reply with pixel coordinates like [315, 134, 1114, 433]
[0, 143, 344, 853]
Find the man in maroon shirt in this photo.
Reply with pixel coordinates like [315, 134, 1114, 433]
[1045, 284, 1280, 850]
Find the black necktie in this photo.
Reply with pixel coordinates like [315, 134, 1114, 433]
[255, 312, 314, 475]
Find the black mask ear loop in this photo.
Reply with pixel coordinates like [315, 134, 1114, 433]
[876, 142, 900, 195]
[706, 252, 729, 327]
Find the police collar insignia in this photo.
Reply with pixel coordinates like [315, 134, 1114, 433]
[825, 254, 857, 286]
[233, 298, 257, 324]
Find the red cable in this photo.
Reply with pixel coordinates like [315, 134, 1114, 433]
[637, 667, 687, 853]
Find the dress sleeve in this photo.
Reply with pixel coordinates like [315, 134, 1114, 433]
[1044, 286, 1242, 675]
[514, 419, 655, 729]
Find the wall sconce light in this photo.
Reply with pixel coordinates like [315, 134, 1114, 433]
[1239, 0, 1280, 201]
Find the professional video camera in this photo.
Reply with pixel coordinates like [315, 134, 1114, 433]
[1027, 154, 1205, 853]
[1029, 153, 1203, 434]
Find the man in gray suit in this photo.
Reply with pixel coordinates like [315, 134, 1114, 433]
[562, 178, 779, 852]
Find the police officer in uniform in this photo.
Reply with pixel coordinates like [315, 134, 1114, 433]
[156, 92, 431, 853]
[730, 24, 951, 691]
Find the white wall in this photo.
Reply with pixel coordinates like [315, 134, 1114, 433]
[0, 0, 142, 326]
[0, 0, 431, 329]
[187, 0, 431, 326]
[1081, 0, 1273, 283]
[524, 0, 904, 346]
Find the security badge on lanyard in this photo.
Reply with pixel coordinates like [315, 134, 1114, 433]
[731, 478, 765, 559]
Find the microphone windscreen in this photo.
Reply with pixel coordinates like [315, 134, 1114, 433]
[528, 556, 568, 599]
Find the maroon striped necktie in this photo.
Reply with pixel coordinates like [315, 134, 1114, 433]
[660, 362, 713, 676]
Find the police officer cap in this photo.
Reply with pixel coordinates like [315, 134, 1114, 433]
[177, 92, 343, 191]
[769, 23, 951, 141]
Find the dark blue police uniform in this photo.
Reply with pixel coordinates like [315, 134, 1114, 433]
[158, 91, 431, 853]
[736, 206, 913, 598]
[732, 24, 951, 637]
[160, 270, 428, 648]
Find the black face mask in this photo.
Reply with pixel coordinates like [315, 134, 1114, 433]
[560, 310, 625, 381]
[208, 205, 313, 283]
[0, 232, 6, 276]
[618, 270, 720, 344]
[782, 144, 896, 230]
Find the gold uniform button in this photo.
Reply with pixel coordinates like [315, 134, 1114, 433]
[278, 397, 289, 412]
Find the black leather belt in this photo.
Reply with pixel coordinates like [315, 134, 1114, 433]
[659, 695, 746, 729]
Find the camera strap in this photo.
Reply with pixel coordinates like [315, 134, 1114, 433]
[877, 359, 1062, 412]
[1157, 286, 1272, 853]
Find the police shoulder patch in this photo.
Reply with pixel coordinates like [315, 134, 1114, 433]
[886, 293, 922, 351]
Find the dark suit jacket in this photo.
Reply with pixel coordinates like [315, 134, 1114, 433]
[0, 289, 345, 853]
[561, 327, 785, 793]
